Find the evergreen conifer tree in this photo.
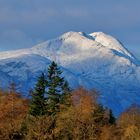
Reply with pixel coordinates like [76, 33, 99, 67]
[46, 61, 70, 115]
[109, 109, 116, 124]
[29, 73, 46, 116]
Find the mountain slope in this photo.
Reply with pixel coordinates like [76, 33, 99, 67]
[0, 31, 140, 115]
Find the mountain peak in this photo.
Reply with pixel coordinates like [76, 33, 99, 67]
[90, 31, 134, 59]
[60, 31, 82, 39]
[90, 31, 105, 37]
[58, 31, 92, 42]
[0, 31, 140, 115]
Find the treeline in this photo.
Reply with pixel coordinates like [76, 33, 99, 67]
[0, 62, 140, 140]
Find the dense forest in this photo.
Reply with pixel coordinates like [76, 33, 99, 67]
[0, 62, 140, 140]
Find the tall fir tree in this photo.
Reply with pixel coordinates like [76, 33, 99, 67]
[109, 109, 116, 124]
[29, 73, 46, 116]
[46, 61, 70, 115]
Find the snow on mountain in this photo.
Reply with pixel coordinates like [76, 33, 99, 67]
[0, 31, 140, 116]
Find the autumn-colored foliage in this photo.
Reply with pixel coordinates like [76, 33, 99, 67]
[54, 87, 114, 140]
[24, 115, 56, 140]
[0, 89, 29, 139]
[0, 87, 140, 140]
[117, 104, 140, 140]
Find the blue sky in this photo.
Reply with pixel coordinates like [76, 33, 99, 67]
[0, 0, 140, 58]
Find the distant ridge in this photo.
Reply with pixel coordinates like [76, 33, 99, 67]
[0, 31, 140, 116]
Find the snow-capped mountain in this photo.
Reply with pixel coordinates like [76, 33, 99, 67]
[0, 31, 140, 116]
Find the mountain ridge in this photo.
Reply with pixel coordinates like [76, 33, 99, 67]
[0, 31, 140, 116]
